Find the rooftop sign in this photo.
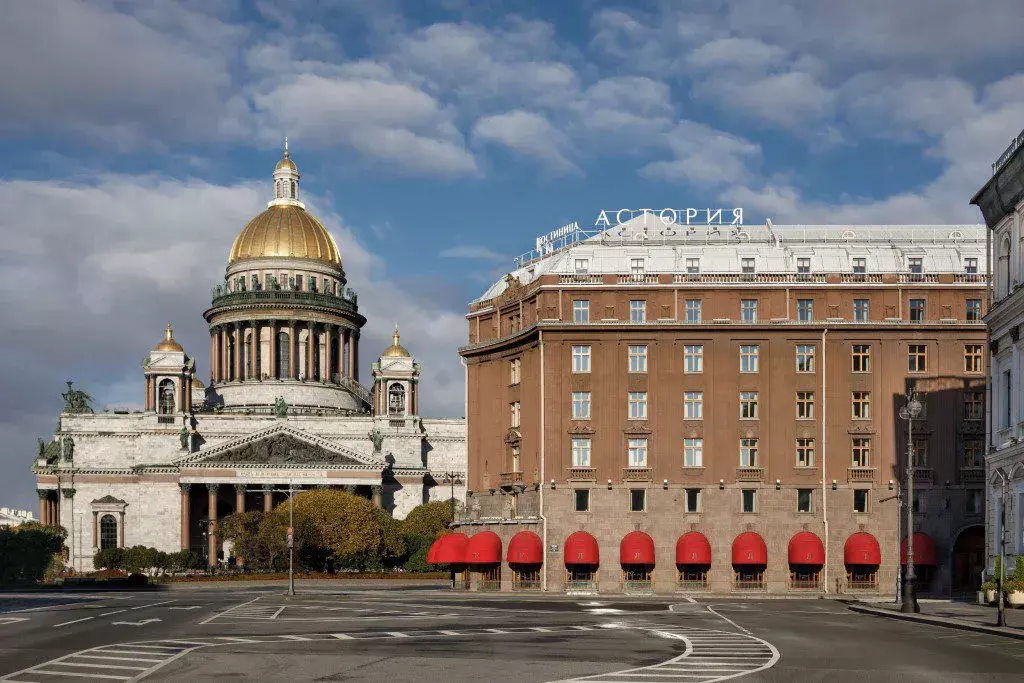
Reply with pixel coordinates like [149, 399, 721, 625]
[595, 208, 744, 227]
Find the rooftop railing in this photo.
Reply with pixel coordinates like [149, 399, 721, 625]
[210, 286, 359, 312]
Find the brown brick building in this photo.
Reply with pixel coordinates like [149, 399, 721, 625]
[454, 217, 988, 596]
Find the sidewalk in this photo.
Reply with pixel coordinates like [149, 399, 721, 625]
[849, 598, 1024, 640]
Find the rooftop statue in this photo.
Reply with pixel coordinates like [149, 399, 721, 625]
[60, 381, 94, 414]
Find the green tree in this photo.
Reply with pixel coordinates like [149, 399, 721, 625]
[0, 523, 66, 587]
[401, 501, 453, 540]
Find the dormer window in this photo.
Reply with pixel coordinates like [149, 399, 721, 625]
[853, 257, 866, 274]
[686, 257, 700, 274]
[797, 257, 810, 274]
[908, 257, 923, 274]
[630, 258, 645, 275]
[964, 257, 978, 274]
[741, 257, 755, 274]
[574, 258, 589, 273]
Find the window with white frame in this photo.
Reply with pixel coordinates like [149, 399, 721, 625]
[628, 438, 648, 467]
[684, 391, 703, 419]
[630, 300, 647, 322]
[852, 257, 867, 274]
[909, 298, 926, 322]
[852, 438, 871, 467]
[854, 299, 869, 321]
[630, 258, 645, 275]
[684, 438, 703, 467]
[510, 358, 521, 385]
[573, 300, 589, 323]
[572, 345, 591, 373]
[684, 345, 704, 373]
[740, 438, 758, 467]
[572, 391, 591, 420]
[574, 258, 589, 273]
[741, 299, 758, 322]
[797, 257, 811, 274]
[908, 257, 923, 274]
[740, 345, 759, 373]
[796, 344, 815, 372]
[572, 438, 591, 467]
[966, 299, 982, 321]
[628, 345, 648, 373]
[796, 391, 815, 419]
[741, 257, 755, 273]
[852, 391, 871, 419]
[964, 257, 978, 274]
[797, 438, 814, 467]
[685, 299, 702, 322]
[797, 299, 813, 321]
[740, 391, 759, 419]
[686, 257, 700, 274]
[510, 401, 520, 428]
[628, 392, 648, 420]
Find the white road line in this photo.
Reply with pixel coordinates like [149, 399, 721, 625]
[128, 601, 174, 611]
[26, 672, 131, 680]
[330, 633, 354, 640]
[41, 663, 147, 671]
[71, 655, 165, 664]
[97, 610, 127, 618]
[271, 607, 286, 620]
[279, 635, 311, 641]
[704, 607, 752, 636]
[53, 617, 94, 628]
[198, 596, 261, 625]
[385, 631, 410, 638]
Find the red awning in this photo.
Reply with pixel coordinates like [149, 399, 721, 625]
[507, 530, 543, 565]
[676, 532, 712, 566]
[901, 532, 939, 566]
[619, 531, 656, 566]
[564, 531, 600, 567]
[787, 531, 825, 566]
[432, 533, 469, 565]
[466, 531, 502, 565]
[427, 537, 441, 564]
[731, 532, 768, 566]
[844, 532, 881, 566]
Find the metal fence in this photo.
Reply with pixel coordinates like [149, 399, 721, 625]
[789, 572, 821, 590]
[733, 572, 766, 590]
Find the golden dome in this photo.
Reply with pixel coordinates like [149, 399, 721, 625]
[275, 152, 296, 171]
[154, 323, 184, 352]
[381, 325, 411, 358]
[228, 204, 342, 265]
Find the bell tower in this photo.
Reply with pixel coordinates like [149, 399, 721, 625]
[371, 325, 419, 418]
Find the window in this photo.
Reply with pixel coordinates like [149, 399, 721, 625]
[158, 379, 175, 415]
[739, 345, 759, 373]
[684, 345, 704, 373]
[630, 300, 647, 323]
[964, 440, 983, 468]
[908, 257, 923, 274]
[686, 257, 700, 274]
[908, 344, 927, 372]
[628, 345, 648, 373]
[852, 257, 867, 274]
[572, 438, 591, 467]
[628, 392, 648, 420]
[1005, 370, 1013, 428]
[965, 390, 984, 420]
[797, 299, 814, 321]
[853, 489, 870, 513]
[683, 391, 703, 420]
[796, 344, 815, 372]
[797, 257, 811, 274]
[684, 438, 703, 467]
[740, 391, 759, 419]
[909, 298, 926, 322]
[574, 258, 589, 273]
[965, 257, 978, 274]
[796, 391, 815, 419]
[510, 358, 521, 385]
[572, 391, 591, 420]
[685, 488, 701, 513]
[510, 402, 520, 428]
[854, 299, 869, 321]
[388, 384, 406, 416]
[740, 438, 758, 467]
[741, 257, 755, 274]
[966, 490, 983, 514]
[572, 345, 591, 373]
[630, 489, 646, 512]
[741, 299, 758, 322]
[797, 438, 814, 467]
[628, 438, 648, 467]
[912, 439, 929, 467]
[852, 391, 871, 420]
[685, 299, 702, 322]
[966, 299, 982, 321]
[99, 514, 118, 550]
[574, 489, 590, 512]
[964, 344, 983, 373]
[912, 491, 927, 514]
[797, 489, 813, 513]
[852, 344, 871, 373]
[630, 258, 645, 275]
[573, 300, 589, 323]
[852, 438, 871, 467]
[294, 275, 302, 291]
[741, 489, 757, 513]
[512, 445, 521, 473]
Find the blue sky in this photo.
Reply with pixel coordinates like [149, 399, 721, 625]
[1, 0, 1023, 508]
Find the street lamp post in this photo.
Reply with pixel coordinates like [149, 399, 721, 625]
[253, 484, 297, 596]
[442, 471, 457, 590]
[899, 389, 923, 614]
[995, 468, 1009, 627]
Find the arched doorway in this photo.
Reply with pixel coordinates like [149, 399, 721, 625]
[952, 525, 985, 593]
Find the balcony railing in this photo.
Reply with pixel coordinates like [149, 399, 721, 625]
[912, 467, 935, 484]
[736, 467, 764, 482]
[847, 467, 877, 483]
[499, 471, 524, 487]
[209, 287, 359, 312]
[623, 467, 653, 482]
[959, 467, 985, 483]
[558, 274, 603, 285]
[568, 467, 596, 481]
[618, 274, 659, 284]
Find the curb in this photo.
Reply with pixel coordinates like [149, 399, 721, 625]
[848, 603, 1024, 641]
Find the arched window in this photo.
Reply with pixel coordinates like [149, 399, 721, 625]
[290, 180, 296, 198]
[276, 331, 290, 379]
[388, 384, 406, 416]
[999, 237, 1011, 298]
[99, 514, 118, 550]
[158, 379, 175, 414]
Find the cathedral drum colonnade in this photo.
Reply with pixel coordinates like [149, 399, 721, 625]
[32, 145, 467, 571]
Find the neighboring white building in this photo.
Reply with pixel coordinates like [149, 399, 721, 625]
[0, 508, 36, 527]
[33, 147, 467, 571]
[972, 126, 1024, 569]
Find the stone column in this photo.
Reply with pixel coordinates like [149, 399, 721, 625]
[118, 511, 125, 548]
[263, 490, 273, 512]
[345, 329, 353, 378]
[220, 326, 228, 382]
[307, 322, 316, 380]
[249, 320, 258, 380]
[325, 324, 333, 383]
[233, 324, 242, 382]
[207, 484, 219, 568]
[268, 320, 277, 379]
[180, 484, 191, 551]
[372, 485, 382, 509]
[37, 489, 48, 525]
[235, 484, 245, 514]
[210, 329, 218, 384]
[289, 320, 298, 379]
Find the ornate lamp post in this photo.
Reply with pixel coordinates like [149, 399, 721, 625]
[898, 389, 923, 613]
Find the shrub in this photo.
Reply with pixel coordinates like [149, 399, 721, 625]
[0, 523, 67, 587]
[401, 501, 453, 539]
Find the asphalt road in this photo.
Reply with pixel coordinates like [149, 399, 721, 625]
[1, 585, 1022, 682]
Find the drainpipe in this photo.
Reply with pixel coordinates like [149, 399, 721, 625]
[821, 327, 829, 594]
[539, 329, 548, 591]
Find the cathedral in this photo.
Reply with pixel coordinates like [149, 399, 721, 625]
[32, 147, 467, 571]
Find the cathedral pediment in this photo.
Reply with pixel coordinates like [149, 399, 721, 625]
[178, 424, 374, 468]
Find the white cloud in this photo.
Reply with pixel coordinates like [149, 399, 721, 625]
[440, 246, 506, 261]
[641, 121, 761, 186]
[473, 110, 579, 174]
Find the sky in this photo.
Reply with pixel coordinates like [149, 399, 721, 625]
[1, 0, 1023, 510]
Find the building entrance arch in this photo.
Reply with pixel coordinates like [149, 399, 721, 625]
[952, 524, 985, 593]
